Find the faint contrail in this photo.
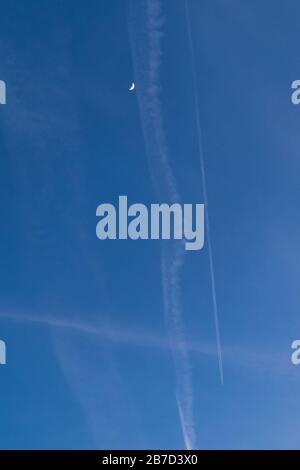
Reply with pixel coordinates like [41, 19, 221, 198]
[0, 311, 290, 377]
[184, 0, 224, 385]
[0, 311, 210, 356]
[129, 0, 196, 449]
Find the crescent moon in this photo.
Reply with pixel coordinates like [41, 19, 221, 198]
[129, 82, 135, 91]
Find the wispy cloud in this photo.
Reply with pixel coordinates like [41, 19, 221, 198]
[129, 0, 196, 449]
[0, 311, 292, 378]
[184, 0, 224, 385]
[0, 310, 194, 354]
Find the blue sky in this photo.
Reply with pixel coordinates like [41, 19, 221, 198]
[0, 0, 300, 450]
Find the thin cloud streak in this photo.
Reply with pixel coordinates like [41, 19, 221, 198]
[185, 0, 224, 385]
[0, 311, 292, 378]
[129, 0, 197, 449]
[0, 311, 196, 354]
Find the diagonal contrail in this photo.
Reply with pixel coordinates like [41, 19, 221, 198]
[184, 0, 224, 385]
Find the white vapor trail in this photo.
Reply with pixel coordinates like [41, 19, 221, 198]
[129, 0, 196, 449]
[185, 0, 224, 385]
[0, 311, 291, 378]
[0, 311, 210, 357]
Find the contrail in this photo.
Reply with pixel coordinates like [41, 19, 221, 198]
[161, 245, 196, 450]
[0, 311, 290, 377]
[184, 0, 224, 385]
[129, 0, 196, 449]
[0, 311, 210, 357]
